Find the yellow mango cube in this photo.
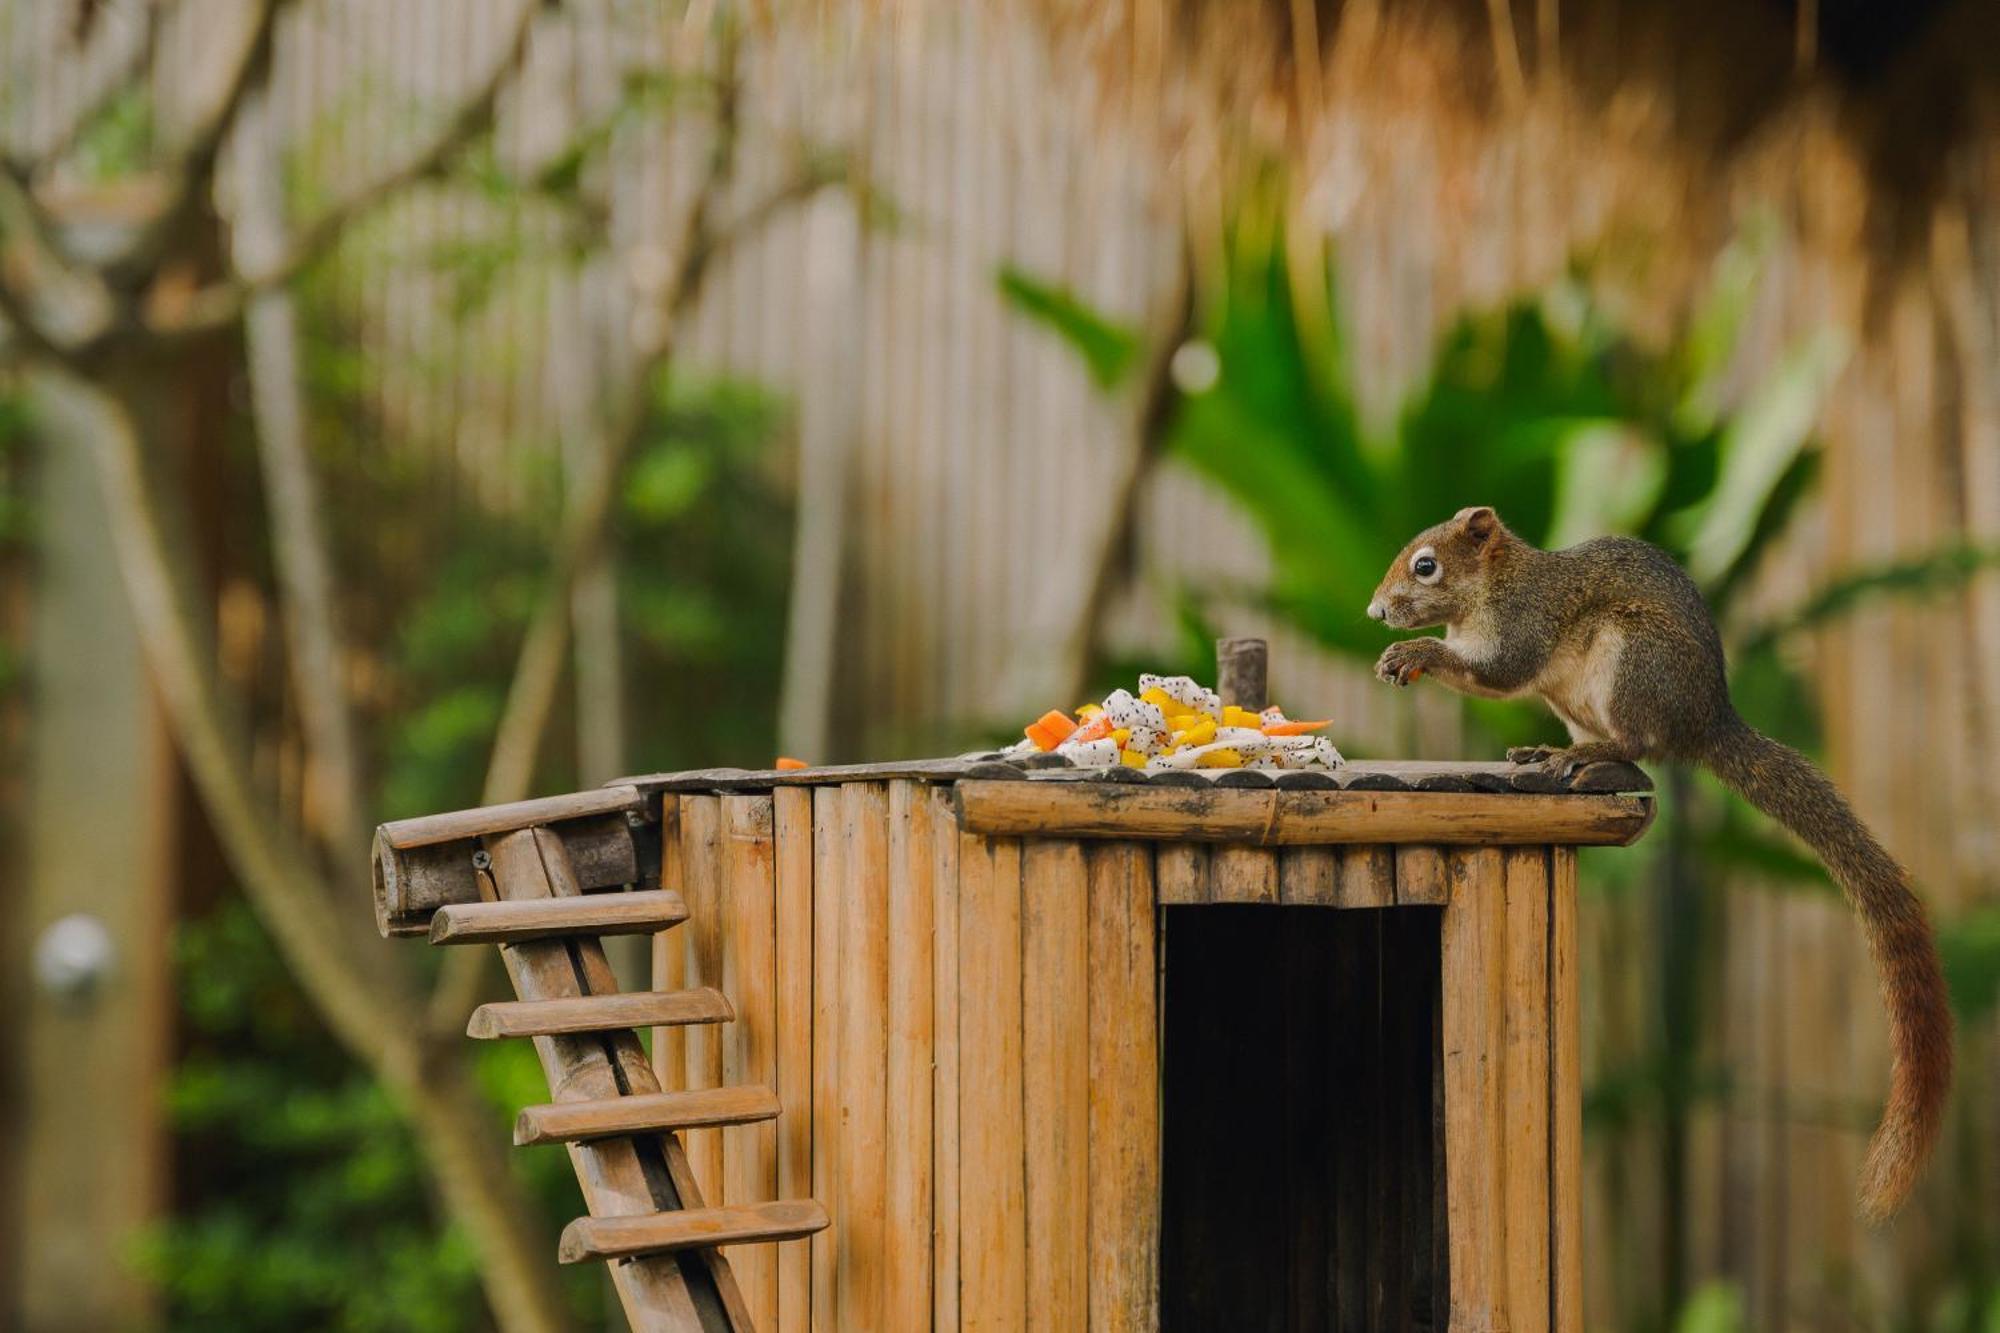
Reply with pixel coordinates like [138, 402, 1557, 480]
[1195, 747, 1244, 768]
[1120, 748, 1148, 768]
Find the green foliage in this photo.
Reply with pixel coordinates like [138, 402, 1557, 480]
[618, 374, 794, 774]
[996, 266, 1143, 390]
[1672, 1283, 1746, 1333]
[1940, 905, 2000, 1023]
[135, 903, 600, 1333]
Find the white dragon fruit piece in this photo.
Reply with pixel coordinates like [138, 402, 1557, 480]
[1102, 688, 1166, 733]
[1059, 737, 1121, 767]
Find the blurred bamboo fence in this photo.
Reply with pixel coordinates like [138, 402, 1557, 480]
[5, 0, 2000, 1327]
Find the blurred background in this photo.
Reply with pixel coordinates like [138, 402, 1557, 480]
[2, 0, 1998, 1329]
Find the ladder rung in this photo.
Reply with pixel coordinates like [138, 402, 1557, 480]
[558, 1200, 830, 1263]
[467, 988, 733, 1039]
[429, 890, 688, 945]
[516, 1085, 781, 1145]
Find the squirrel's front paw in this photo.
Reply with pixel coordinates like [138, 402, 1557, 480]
[1507, 745, 1562, 765]
[1375, 639, 1440, 688]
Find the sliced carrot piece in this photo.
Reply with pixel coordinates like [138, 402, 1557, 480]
[1261, 719, 1331, 736]
[775, 757, 810, 770]
[1040, 709, 1079, 739]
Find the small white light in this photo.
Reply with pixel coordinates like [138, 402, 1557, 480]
[34, 914, 116, 1004]
[1170, 340, 1221, 394]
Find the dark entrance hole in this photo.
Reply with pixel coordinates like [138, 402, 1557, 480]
[1161, 905, 1445, 1332]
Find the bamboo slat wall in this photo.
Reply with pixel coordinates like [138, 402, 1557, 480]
[5, 0, 2000, 1326]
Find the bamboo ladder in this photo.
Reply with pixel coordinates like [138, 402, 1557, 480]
[374, 796, 827, 1333]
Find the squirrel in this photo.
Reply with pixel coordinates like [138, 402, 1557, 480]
[1367, 505, 1952, 1222]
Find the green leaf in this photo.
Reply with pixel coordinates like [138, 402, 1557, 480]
[1741, 543, 2000, 657]
[1939, 905, 2000, 1022]
[1701, 450, 1819, 612]
[995, 265, 1142, 391]
[1673, 1281, 1747, 1333]
[1674, 217, 1775, 435]
[1546, 421, 1667, 548]
[1685, 328, 1845, 583]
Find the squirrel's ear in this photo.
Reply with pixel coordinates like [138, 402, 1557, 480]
[1455, 505, 1500, 546]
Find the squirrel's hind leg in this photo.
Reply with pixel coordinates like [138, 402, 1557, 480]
[1506, 739, 1639, 777]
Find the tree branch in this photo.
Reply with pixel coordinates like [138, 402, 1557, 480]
[0, 163, 116, 360]
[18, 1, 161, 177]
[148, 0, 540, 342]
[103, 0, 284, 287]
[234, 82, 370, 880]
[31, 367, 576, 1333]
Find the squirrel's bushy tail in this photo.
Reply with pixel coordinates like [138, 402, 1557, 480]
[1703, 717, 1953, 1222]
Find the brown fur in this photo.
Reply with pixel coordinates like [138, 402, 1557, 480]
[1367, 506, 1953, 1221]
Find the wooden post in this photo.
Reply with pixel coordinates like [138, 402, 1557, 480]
[1215, 636, 1268, 711]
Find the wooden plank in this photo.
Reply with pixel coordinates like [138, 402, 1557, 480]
[1501, 847, 1552, 1330]
[721, 794, 779, 1329]
[1154, 842, 1210, 904]
[960, 832, 1027, 1326]
[885, 782, 936, 1330]
[1085, 843, 1158, 1333]
[427, 889, 687, 944]
[809, 786, 843, 1333]
[678, 794, 727, 1201]
[480, 829, 714, 1331]
[612, 756, 1654, 796]
[837, 782, 890, 1332]
[958, 783, 1656, 846]
[1441, 846, 1509, 1331]
[466, 989, 733, 1039]
[1552, 847, 1583, 1333]
[654, 797, 686, 1091]
[560, 1200, 831, 1263]
[614, 756, 998, 792]
[1207, 845, 1279, 902]
[516, 1086, 781, 1145]
[772, 787, 814, 1333]
[377, 785, 643, 849]
[1396, 844, 1450, 906]
[931, 786, 964, 1333]
[1023, 840, 1089, 1329]
[1335, 843, 1395, 907]
[1278, 845, 1340, 904]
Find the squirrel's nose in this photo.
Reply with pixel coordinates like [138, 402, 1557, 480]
[1367, 600, 1386, 622]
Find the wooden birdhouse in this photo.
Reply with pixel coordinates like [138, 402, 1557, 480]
[370, 644, 1653, 1332]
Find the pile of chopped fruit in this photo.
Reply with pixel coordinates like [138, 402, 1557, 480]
[1004, 673, 1343, 772]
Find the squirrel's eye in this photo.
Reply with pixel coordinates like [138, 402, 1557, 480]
[1412, 555, 1440, 582]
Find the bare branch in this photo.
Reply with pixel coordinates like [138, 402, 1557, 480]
[0, 166, 98, 361]
[0, 262, 62, 363]
[103, 0, 284, 286]
[234, 82, 369, 878]
[21, 1, 161, 176]
[149, 0, 541, 341]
